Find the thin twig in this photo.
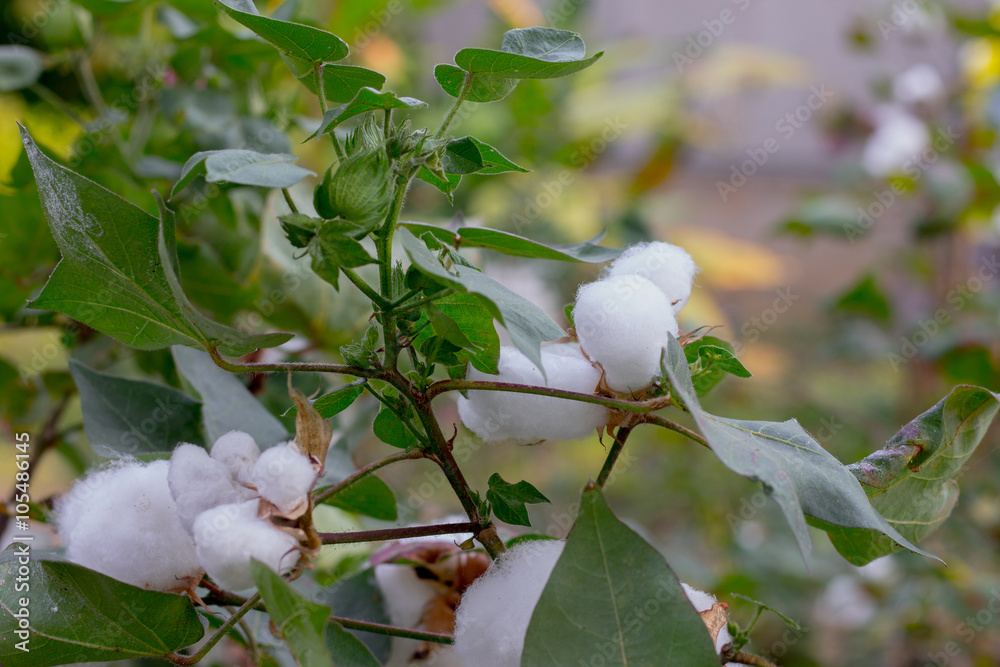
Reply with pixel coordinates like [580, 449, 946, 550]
[313, 450, 424, 504]
[332, 616, 454, 645]
[636, 413, 710, 449]
[319, 522, 477, 545]
[281, 188, 299, 214]
[167, 593, 261, 665]
[595, 425, 634, 488]
[207, 345, 379, 379]
[426, 379, 669, 415]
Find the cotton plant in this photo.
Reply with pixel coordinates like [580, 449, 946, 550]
[7, 4, 1000, 667]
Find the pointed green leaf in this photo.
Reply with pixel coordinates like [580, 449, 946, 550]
[252, 560, 337, 667]
[171, 149, 314, 197]
[684, 336, 752, 396]
[318, 474, 398, 522]
[415, 166, 462, 199]
[309, 383, 366, 419]
[401, 222, 621, 263]
[521, 487, 719, 666]
[442, 137, 485, 175]
[282, 54, 386, 104]
[466, 137, 529, 175]
[372, 407, 417, 449]
[323, 569, 391, 663]
[824, 386, 1000, 565]
[486, 473, 550, 527]
[434, 63, 518, 103]
[833, 274, 892, 322]
[216, 0, 348, 63]
[661, 335, 938, 564]
[0, 547, 204, 667]
[324, 622, 381, 667]
[412, 293, 500, 374]
[455, 27, 603, 79]
[69, 358, 204, 455]
[309, 88, 427, 139]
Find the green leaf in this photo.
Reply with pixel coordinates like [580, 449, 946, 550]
[324, 623, 381, 667]
[310, 383, 366, 418]
[215, 0, 349, 63]
[824, 386, 1000, 565]
[0, 546, 204, 667]
[171, 149, 314, 197]
[399, 228, 564, 370]
[434, 63, 519, 103]
[441, 137, 485, 174]
[683, 336, 752, 396]
[401, 222, 620, 263]
[0, 46, 43, 92]
[318, 474, 398, 521]
[372, 407, 417, 448]
[309, 87, 427, 140]
[69, 358, 204, 455]
[412, 293, 500, 374]
[323, 569, 391, 663]
[279, 213, 322, 249]
[252, 560, 337, 667]
[465, 137, 530, 175]
[485, 472, 549, 527]
[660, 335, 938, 564]
[283, 54, 386, 104]
[521, 487, 719, 666]
[415, 166, 462, 200]
[21, 127, 290, 356]
[832, 274, 892, 322]
[308, 222, 377, 290]
[172, 345, 289, 447]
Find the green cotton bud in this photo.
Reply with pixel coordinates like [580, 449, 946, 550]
[313, 149, 392, 232]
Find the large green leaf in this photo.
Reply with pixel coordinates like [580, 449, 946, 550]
[661, 336, 937, 564]
[282, 54, 386, 104]
[309, 88, 427, 140]
[324, 569, 391, 663]
[0, 46, 43, 92]
[252, 561, 336, 667]
[434, 63, 519, 104]
[216, 0, 348, 63]
[172, 345, 289, 447]
[825, 386, 1000, 565]
[318, 474, 398, 521]
[171, 149, 314, 198]
[401, 222, 620, 263]
[69, 358, 204, 455]
[399, 228, 564, 369]
[20, 127, 290, 356]
[0, 547, 204, 667]
[411, 292, 500, 374]
[521, 487, 719, 666]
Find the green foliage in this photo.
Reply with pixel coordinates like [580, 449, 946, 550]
[310, 88, 427, 140]
[0, 46, 43, 92]
[402, 222, 621, 263]
[171, 150, 314, 197]
[485, 473, 550, 527]
[319, 474, 398, 522]
[684, 336, 752, 396]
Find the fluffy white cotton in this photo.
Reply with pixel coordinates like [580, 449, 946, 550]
[193, 501, 299, 591]
[683, 584, 738, 662]
[605, 242, 698, 313]
[55, 459, 201, 593]
[893, 63, 944, 105]
[574, 275, 679, 393]
[168, 444, 254, 534]
[458, 344, 609, 445]
[454, 539, 564, 667]
[249, 442, 317, 514]
[861, 106, 929, 177]
[211, 430, 260, 485]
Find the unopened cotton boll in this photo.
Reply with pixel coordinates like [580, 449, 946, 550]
[249, 442, 317, 515]
[169, 444, 255, 534]
[55, 459, 201, 593]
[605, 241, 698, 313]
[210, 430, 260, 485]
[574, 275, 678, 393]
[453, 539, 564, 667]
[861, 106, 929, 178]
[193, 501, 299, 592]
[457, 344, 608, 445]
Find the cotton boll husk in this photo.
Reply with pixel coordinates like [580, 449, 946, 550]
[210, 430, 260, 485]
[55, 459, 201, 592]
[458, 344, 608, 444]
[193, 501, 299, 592]
[249, 441, 317, 515]
[861, 106, 929, 178]
[683, 583, 739, 663]
[453, 539, 565, 667]
[605, 241, 698, 313]
[574, 275, 678, 393]
[169, 444, 254, 534]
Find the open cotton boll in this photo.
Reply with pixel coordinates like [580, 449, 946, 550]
[861, 106, 929, 178]
[453, 539, 564, 667]
[210, 430, 260, 485]
[458, 344, 608, 444]
[169, 444, 255, 534]
[249, 441, 317, 515]
[893, 63, 944, 105]
[574, 275, 678, 394]
[55, 459, 201, 593]
[683, 583, 740, 664]
[376, 563, 440, 666]
[193, 501, 299, 592]
[605, 241, 698, 313]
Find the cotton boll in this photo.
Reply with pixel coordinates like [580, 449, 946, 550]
[55, 460, 201, 593]
[458, 344, 608, 445]
[574, 275, 678, 393]
[193, 501, 299, 592]
[683, 584, 738, 661]
[605, 241, 698, 313]
[211, 430, 260, 485]
[893, 63, 944, 105]
[249, 442, 318, 515]
[169, 444, 254, 534]
[453, 539, 564, 667]
[682, 582, 718, 612]
[376, 562, 440, 664]
[861, 106, 929, 178]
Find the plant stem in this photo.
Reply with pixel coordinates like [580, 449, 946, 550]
[376, 181, 411, 370]
[435, 73, 471, 138]
[637, 413, 710, 449]
[595, 426, 634, 488]
[167, 593, 261, 665]
[281, 188, 299, 214]
[314, 451, 424, 504]
[331, 616, 454, 645]
[343, 267, 391, 309]
[392, 288, 458, 315]
[426, 379, 669, 415]
[383, 108, 392, 142]
[207, 345, 378, 379]
[315, 63, 328, 115]
[319, 521, 478, 545]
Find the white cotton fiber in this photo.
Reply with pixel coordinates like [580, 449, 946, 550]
[893, 63, 944, 105]
[193, 501, 300, 592]
[55, 459, 202, 593]
[210, 430, 260, 485]
[453, 539, 564, 667]
[458, 344, 609, 445]
[683, 583, 738, 662]
[168, 444, 254, 534]
[249, 441, 318, 515]
[861, 105, 929, 177]
[574, 275, 678, 394]
[605, 241, 698, 313]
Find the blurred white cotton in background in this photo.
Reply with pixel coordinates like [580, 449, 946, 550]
[861, 105, 929, 177]
[892, 63, 945, 105]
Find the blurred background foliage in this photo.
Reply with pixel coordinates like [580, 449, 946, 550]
[2, 0, 1000, 665]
